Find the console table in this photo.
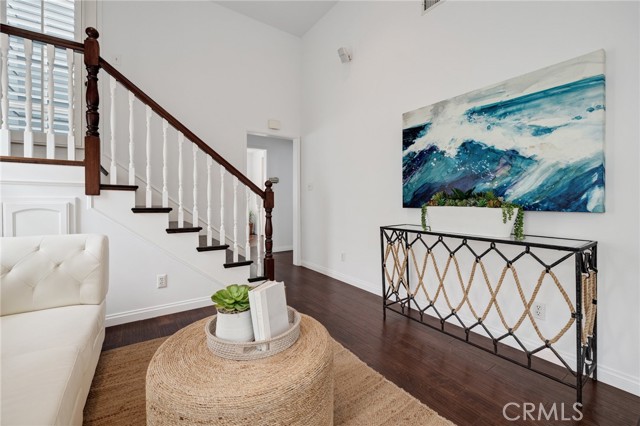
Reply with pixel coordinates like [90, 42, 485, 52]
[380, 224, 598, 404]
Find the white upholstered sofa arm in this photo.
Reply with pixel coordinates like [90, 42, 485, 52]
[0, 234, 109, 316]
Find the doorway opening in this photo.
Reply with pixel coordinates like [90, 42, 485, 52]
[246, 133, 301, 267]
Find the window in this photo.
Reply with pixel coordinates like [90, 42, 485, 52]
[3, 0, 77, 137]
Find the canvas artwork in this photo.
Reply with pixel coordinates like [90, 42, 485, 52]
[402, 50, 606, 212]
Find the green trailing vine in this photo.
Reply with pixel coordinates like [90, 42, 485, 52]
[420, 188, 525, 240]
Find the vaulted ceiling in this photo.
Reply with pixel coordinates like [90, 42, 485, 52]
[214, 1, 338, 37]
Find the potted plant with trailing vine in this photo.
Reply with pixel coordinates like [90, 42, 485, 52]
[421, 188, 525, 240]
[211, 284, 254, 342]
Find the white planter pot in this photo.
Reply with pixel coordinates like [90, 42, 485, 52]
[425, 206, 518, 238]
[215, 310, 254, 342]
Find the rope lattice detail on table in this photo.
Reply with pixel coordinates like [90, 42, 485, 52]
[390, 239, 580, 346]
[582, 272, 597, 346]
[383, 239, 409, 295]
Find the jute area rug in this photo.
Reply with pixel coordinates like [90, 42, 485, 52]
[83, 337, 454, 426]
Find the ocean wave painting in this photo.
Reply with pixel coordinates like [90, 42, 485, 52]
[402, 50, 605, 212]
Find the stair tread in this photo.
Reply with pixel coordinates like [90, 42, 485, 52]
[196, 235, 229, 251]
[101, 184, 139, 191]
[132, 206, 172, 213]
[248, 276, 268, 283]
[224, 260, 253, 268]
[223, 249, 252, 268]
[166, 221, 202, 233]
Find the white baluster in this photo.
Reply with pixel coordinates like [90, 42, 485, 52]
[256, 196, 263, 275]
[109, 75, 117, 182]
[145, 105, 152, 207]
[23, 39, 34, 157]
[162, 119, 168, 207]
[192, 145, 199, 226]
[219, 166, 225, 244]
[45, 44, 55, 159]
[233, 176, 238, 262]
[245, 187, 251, 263]
[206, 156, 213, 245]
[128, 92, 135, 185]
[66, 49, 75, 160]
[177, 132, 185, 227]
[0, 34, 9, 155]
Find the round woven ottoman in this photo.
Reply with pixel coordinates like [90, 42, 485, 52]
[146, 314, 334, 425]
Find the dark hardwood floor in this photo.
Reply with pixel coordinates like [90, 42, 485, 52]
[103, 252, 640, 426]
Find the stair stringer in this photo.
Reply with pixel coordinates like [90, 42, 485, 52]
[91, 190, 252, 285]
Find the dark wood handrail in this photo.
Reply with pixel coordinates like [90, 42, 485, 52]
[0, 24, 85, 52]
[99, 58, 266, 200]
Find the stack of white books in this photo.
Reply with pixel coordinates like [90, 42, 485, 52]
[248, 281, 289, 342]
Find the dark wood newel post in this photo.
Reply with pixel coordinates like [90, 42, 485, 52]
[84, 27, 101, 195]
[264, 180, 275, 280]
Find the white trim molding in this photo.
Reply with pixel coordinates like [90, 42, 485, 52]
[105, 296, 212, 327]
[301, 259, 379, 295]
[1, 197, 78, 237]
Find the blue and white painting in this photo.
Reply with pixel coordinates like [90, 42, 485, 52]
[403, 50, 605, 212]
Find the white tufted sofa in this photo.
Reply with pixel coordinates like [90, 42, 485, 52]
[0, 234, 108, 426]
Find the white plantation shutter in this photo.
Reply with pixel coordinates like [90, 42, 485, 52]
[5, 0, 75, 133]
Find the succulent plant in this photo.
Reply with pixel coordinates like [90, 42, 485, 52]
[211, 284, 251, 313]
[420, 188, 525, 240]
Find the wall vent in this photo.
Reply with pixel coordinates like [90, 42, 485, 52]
[422, 0, 443, 14]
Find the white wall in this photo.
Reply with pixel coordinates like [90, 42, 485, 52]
[247, 148, 266, 189]
[99, 1, 301, 165]
[301, 1, 640, 395]
[248, 134, 294, 252]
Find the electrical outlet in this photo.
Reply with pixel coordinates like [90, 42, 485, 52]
[340, 253, 346, 262]
[533, 303, 546, 321]
[157, 274, 167, 289]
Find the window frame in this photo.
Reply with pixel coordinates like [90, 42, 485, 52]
[1, 0, 86, 149]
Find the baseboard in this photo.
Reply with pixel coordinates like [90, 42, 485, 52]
[273, 245, 293, 252]
[105, 296, 212, 327]
[299, 258, 640, 397]
[596, 365, 640, 396]
[439, 309, 640, 396]
[301, 259, 379, 295]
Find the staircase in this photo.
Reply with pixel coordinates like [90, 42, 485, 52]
[0, 24, 275, 284]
